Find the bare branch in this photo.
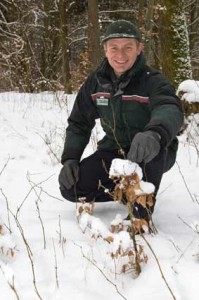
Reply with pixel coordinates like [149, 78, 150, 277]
[141, 234, 177, 300]
[0, 188, 12, 233]
[52, 239, 59, 289]
[0, 156, 11, 177]
[35, 198, 46, 250]
[0, 266, 20, 300]
[72, 241, 128, 300]
[9, 209, 43, 300]
[176, 161, 196, 202]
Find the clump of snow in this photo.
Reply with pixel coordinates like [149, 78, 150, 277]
[177, 79, 199, 103]
[110, 214, 123, 226]
[79, 213, 112, 239]
[139, 181, 155, 194]
[79, 211, 133, 256]
[110, 230, 132, 254]
[109, 158, 143, 180]
[109, 158, 155, 194]
[178, 79, 199, 94]
[182, 93, 199, 103]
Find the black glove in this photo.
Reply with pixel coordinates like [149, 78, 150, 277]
[127, 131, 161, 163]
[59, 159, 79, 190]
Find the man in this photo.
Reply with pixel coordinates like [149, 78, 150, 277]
[58, 20, 184, 221]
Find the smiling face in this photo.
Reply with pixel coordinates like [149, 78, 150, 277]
[103, 38, 143, 78]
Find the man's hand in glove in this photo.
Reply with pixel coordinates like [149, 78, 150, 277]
[127, 131, 161, 163]
[59, 159, 79, 190]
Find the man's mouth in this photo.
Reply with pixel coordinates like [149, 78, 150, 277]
[114, 60, 127, 65]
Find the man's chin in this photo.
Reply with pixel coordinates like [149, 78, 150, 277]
[114, 67, 129, 75]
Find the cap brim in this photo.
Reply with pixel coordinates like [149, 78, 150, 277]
[101, 33, 140, 44]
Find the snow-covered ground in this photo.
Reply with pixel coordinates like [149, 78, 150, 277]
[0, 84, 199, 300]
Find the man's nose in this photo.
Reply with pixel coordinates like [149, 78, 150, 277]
[116, 49, 126, 57]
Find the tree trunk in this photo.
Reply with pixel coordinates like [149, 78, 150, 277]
[58, 0, 72, 93]
[87, 0, 101, 72]
[137, 0, 145, 30]
[144, 0, 154, 63]
[158, 0, 192, 87]
[188, 0, 199, 79]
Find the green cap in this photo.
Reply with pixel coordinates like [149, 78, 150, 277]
[101, 19, 141, 43]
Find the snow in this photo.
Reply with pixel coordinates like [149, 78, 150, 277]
[0, 84, 199, 300]
[109, 158, 143, 179]
[109, 158, 155, 194]
[139, 181, 155, 194]
[177, 79, 199, 103]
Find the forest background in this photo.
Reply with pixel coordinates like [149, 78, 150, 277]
[0, 0, 199, 94]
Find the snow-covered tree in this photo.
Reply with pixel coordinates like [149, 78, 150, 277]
[186, 0, 199, 79]
[158, 0, 192, 87]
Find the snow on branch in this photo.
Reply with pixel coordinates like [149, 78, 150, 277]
[177, 79, 199, 103]
[76, 159, 156, 276]
[109, 159, 155, 208]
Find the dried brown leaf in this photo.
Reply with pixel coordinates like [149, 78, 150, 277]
[121, 264, 127, 273]
[136, 195, 147, 207]
[125, 185, 136, 202]
[78, 206, 84, 215]
[128, 250, 134, 257]
[104, 236, 114, 243]
[133, 218, 149, 234]
[146, 194, 154, 207]
[114, 186, 123, 201]
[110, 224, 116, 233]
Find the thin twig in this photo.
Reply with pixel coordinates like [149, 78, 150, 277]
[52, 239, 59, 289]
[27, 172, 63, 202]
[41, 189, 63, 202]
[174, 235, 196, 265]
[72, 241, 128, 300]
[141, 234, 176, 300]
[36, 132, 60, 163]
[35, 198, 46, 249]
[17, 173, 55, 215]
[178, 215, 199, 234]
[56, 215, 67, 257]
[26, 175, 47, 249]
[176, 161, 195, 202]
[0, 188, 12, 232]
[127, 203, 141, 275]
[0, 266, 20, 300]
[9, 209, 43, 300]
[0, 156, 11, 177]
[57, 215, 62, 244]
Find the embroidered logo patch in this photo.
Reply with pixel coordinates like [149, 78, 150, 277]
[91, 93, 110, 106]
[96, 98, 109, 106]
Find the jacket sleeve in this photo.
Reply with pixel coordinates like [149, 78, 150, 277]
[144, 73, 184, 147]
[61, 75, 99, 164]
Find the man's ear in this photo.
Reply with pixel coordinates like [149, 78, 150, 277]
[103, 43, 107, 55]
[137, 42, 143, 55]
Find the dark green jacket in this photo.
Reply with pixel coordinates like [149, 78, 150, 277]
[61, 54, 184, 166]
